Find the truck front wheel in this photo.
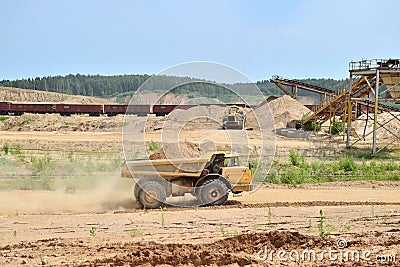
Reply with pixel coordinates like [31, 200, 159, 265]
[137, 181, 166, 209]
[199, 179, 229, 206]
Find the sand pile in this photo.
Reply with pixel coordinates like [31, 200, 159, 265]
[169, 105, 226, 122]
[0, 113, 124, 132]
[0, 86, 114, 104]
[352, 112, 400, 140]
[256, 95, 311, 128]
[149, 141, 202, 160]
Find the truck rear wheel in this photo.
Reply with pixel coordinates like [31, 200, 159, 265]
[199, 179, 229, 206]
[137, 181, 166, 209]
[133, 183, 140, 200]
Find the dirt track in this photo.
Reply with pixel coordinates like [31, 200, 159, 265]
[0, 182, 399, 266]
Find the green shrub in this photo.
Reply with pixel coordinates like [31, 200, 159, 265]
[2, 143, 9, 154]
[303, 121, 321, 131]
[30, 155, 55, 173]
[264, 167, 281, 184]
[338, 156, 356, 172]
[330, 121, 344, 135]
[378, 160, 398, 171]
[148, 140, 160, 151]
[10, 144, 22, 156]
[0, 116, 9, 122]
[289, 149, 306, 167]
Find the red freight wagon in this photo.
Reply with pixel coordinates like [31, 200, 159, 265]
[126, 105, 151, 116]
[55, 104, 102, 116]
[10, 103, 55, 115]
[0, 102, 11, 115]
[152, 104, 178, 116]
[104, 105, 128, 116]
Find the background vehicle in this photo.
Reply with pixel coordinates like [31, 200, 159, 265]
[121, 152, 254, 208]
[222, 106, 245, 129]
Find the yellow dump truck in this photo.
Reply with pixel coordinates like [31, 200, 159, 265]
[121, 152, 254, 208]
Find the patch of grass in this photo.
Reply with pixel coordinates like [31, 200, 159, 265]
[330, 121, 344, 135]
[0, 150, 122, 191]
[67, 150, 75, 162]
[219, 224, 231, 237]
[267, 204, 274, 228]
[289, 149, 306, 167]
[10, 144, 22, 156]
[265, 154, 400, 185]
[1, 176, 55, 191]
[2, 143, 9, 154]
[22, 118, 32, 125]
[0, 116, 9, 122]
[339, 224, 352, 233]
[30, 154, 55, 173]
[306, 219, 312, 229]
[89, 227, 96, 237]
[160, 207, 165, 228]
[303, 121, 321, 131]
[252, 223, 260, 230]
[337, 156, 356, 172]
[0, 155, 10, 166]
[125, 228, 143, 237]
[378, 160, 398, 171]
[318, 209, 330, 238]
[370, 200, 376, 228]
[148, 140, 160, 151]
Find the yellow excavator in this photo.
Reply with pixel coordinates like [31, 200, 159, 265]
[222, 106, 245, 130]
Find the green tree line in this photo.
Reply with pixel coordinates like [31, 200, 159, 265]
[0, 74, 347, 100]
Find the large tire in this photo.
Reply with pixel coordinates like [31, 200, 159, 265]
[133, 183, 141, 200]
[137, 181, 166, 209]
[199, 179, 229, 206]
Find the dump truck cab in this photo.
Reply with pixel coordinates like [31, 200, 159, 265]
[121, 151, 254, 209]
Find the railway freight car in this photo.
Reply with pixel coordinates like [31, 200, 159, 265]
[104, 104, 127, 116]
[10, 103, 55, 115]
[0, 102, 10, 115]
[152, 104, 178, 116]
[55, 104, 102, 116]
[126, 105, 151, 116]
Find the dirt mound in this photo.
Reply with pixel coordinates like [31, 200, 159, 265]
[0, 113, 124, 132]
[171, 105, 226, 121]
[149, 141, 201, 160]
[257, 95, 311, 128]
[0, 86, 114, 104]
[95, 231, 326, 266]
[352, 112, 400, 140]
[0, 231, 332, 266]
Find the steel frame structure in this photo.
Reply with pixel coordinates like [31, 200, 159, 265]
[346, 59, 400, 154]
[270, 59, 400, 155]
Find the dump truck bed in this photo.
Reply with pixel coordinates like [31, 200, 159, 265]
[121, 157, 210, 179]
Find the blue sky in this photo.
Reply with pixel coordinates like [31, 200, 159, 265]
[1, 0, 399, 81]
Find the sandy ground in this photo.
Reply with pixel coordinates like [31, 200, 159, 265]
[0, 111, 398, 266]
[0, 182, 399, 266]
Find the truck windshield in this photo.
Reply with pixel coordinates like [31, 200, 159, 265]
[224, 157, 239, 166]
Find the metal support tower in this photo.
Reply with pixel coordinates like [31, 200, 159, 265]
[347, 59, 400, 155]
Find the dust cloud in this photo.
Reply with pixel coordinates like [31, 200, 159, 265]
[0, 174, 136, 215]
